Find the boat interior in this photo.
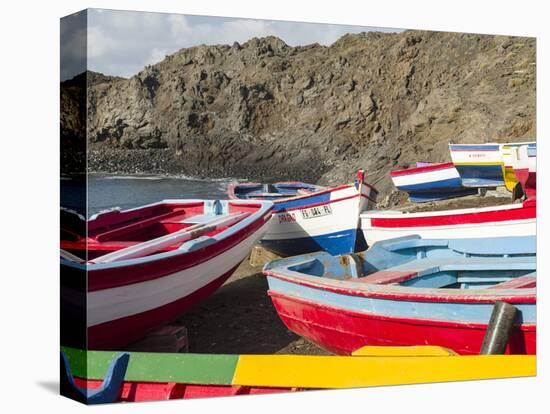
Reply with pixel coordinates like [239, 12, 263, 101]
[235, 183, 323, 200]
[60, 201, 255, 262]
[268, 236, 537, 291]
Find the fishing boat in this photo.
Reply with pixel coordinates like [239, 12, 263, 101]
[61, 344, 535, 404]
[228, 181, 326, 201]
[61, 199, 273, 349]
[360, 198, 535, 246]
[449, 143, 506, 187]
[449, 142, 535, 188]
[390, 162, 477, 203]
[263, 235, 536, 356]
[229, 170, 378, 256]
[513, 143, 536, 198]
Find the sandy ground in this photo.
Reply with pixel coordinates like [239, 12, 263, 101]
[177, 259, 330, 355]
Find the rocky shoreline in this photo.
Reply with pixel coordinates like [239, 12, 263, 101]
[88, 147, 330, 183]
[62, 30, 535, 194]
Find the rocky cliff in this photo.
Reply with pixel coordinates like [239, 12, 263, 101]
[63, 30, 536, 195]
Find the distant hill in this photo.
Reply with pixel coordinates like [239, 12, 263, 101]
[61, 30, 535, 194]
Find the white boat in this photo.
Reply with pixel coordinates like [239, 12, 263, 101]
[360, 199, 535, 246]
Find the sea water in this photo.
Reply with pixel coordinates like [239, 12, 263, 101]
[61, 174, 233, 217]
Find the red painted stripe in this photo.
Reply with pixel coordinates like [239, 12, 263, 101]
[390, 162, 455, 177]
[87, 211, 270, 292]
[264, 271, 536, 304]
[88, 264, 240, 349]
[369, 202, 535, 228]
[73, 378, 294, 402]
[269, 291, 535, 355]
[354, 270, 419, 284]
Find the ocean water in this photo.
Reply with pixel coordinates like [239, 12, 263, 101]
[61, 174, 234, 217]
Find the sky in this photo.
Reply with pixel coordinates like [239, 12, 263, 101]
[61, 8, 402, 80]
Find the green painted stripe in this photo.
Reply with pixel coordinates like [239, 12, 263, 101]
[62, 347, 239, 385]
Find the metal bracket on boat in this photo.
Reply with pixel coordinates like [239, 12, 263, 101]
[61, 351, 130, 404]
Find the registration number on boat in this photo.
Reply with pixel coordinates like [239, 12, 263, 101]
[300, 205, 333, 219]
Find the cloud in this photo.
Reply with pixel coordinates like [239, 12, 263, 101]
[60, 11, 87, 80]
[80, 8, 402, 79]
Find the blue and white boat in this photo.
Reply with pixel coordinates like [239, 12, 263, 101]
[390, 162, 477, 202]
[449, 142, 535, 187]
[228, 181, 325, 201]
[449, 143, 505, 187]
[229, 170, 378, 256]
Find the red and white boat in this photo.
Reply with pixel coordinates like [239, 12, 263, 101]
[61, 199, 273, 349]
[360, 198, 536, 246]
[514, 143, 537, 199]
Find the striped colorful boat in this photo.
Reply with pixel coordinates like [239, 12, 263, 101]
[228, 181, 326, 201]
[263, 236, 536, 356]
[230, 170, 378, 256]
[360, 198, 535, 246]
[449, 142, 535, 188]
[449, 143, 505, 187]
[61, 345, 535, 404]
[513, 143, 536, 198]
[390, 162, 477, 203]
[61, 199, 273, 349]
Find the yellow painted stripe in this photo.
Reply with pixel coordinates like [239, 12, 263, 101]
[351, 345, 457, 357]
[233, 355, 535, 389]
[503, 167, 519, 192]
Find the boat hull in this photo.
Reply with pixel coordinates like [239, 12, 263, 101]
[260, 172, 377, 256]
[361, 200, 536, 246]
[449, 144, 505, 187]
[268, 290, 536, 355]
[391, 163, 477, 203]
[263, 235, 536, 356]
[61, 200, 273, 349]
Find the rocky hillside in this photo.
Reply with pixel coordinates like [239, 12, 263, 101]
[65, 30, 536, 194]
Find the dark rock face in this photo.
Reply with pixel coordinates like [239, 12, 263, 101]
[62, 31, 536, 192]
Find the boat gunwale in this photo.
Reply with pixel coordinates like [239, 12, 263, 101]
[263, 265, 536, 304]
[61, 199, 273, 271]
[267, 290, 536, 330]
[390, 162, 456, 177]
[360, 199, 533, 220]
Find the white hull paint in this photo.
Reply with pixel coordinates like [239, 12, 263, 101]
[87, 219, 271, 327]
[361, 202, 536, 246]
[263, 186, 368, 241]
[391, 165, 459, 188]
